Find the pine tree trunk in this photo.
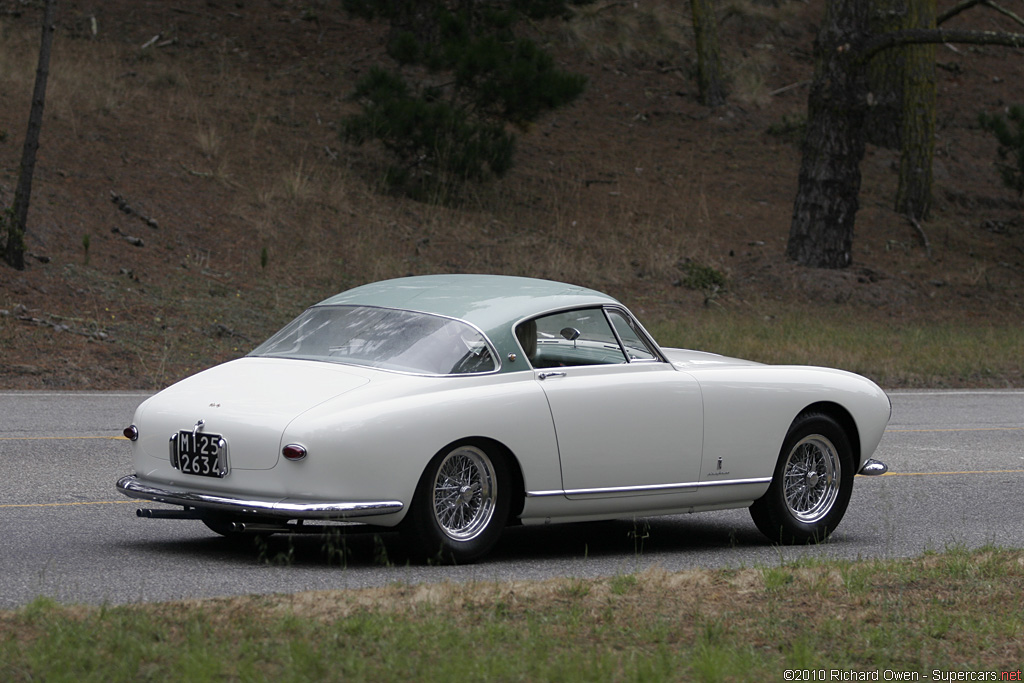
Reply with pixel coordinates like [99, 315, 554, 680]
[5, 0, 57, 271]
[866, 0, 908, 149]
[786, 0, 870, 269]
[690, 0, 725, 107]
[895, 0, 936, 220]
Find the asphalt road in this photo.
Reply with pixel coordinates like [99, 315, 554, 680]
[1, 389, 1022, 609]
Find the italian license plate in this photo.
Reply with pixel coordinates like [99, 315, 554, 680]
[174, 430, 227, 477]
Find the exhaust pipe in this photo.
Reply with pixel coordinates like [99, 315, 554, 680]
[229, 521, 294, 534]
[136, 508, 203, 520]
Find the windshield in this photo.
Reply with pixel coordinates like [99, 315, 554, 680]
[248, 305, 497, 375]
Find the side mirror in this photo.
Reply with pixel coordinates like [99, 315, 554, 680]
[560, 327, 581, 342]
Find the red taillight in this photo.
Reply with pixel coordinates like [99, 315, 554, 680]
[282, 444, 307, 461]
[123, 425, 139, 441]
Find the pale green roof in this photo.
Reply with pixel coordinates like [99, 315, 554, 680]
[320, 274, 616, 328]
[318, 275, 620, 372]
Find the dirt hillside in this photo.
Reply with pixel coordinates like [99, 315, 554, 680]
[1, 0, 1022, 390]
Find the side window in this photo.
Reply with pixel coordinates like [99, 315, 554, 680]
[606, 309, 660, 362]
[521, 308, 627, 368]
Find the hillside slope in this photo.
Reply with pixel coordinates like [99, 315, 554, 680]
[1, 0, 1022, 389]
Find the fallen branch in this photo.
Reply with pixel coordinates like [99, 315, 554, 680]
[770, 80, 811, 97]
[110, 226, 145, 247]
[110, 190, 158, 228]
[211, 323, 251, 342]
[6, 304, 110, 341]
[180, 164, 213, 178]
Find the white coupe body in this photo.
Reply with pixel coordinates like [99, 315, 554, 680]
[118, 274, 890, 562]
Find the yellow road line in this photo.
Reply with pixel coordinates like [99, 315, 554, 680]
[7, 427, 1022, 440]
[0, 435, 126, 441]
[4, 471, 1021, 510]
[871, 469, 1024, 477]
[0, 500, 137, 509]
[887, 427, 1023, 433]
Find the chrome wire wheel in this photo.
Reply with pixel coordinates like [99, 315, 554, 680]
[431, 445, 497, 542]
[782, 434, 841, 524]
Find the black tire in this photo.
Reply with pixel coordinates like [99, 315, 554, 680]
[749, 412, 855, 544]
[401, 443, 510, 564]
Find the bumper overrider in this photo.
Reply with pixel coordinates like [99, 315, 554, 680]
[857, 459, 888, 476]
[116, 474, 404, 520]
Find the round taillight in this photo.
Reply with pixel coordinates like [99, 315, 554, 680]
[123, 425, 139, 441]
[282, 444, 307, 461]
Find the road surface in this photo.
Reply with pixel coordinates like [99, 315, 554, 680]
[0, 389, 1021, 609]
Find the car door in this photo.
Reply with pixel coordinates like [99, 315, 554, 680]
[524, 307, 704, 498]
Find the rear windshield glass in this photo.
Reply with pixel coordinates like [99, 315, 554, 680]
[248, 305, 497, 375]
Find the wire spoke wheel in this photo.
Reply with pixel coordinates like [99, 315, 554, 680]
[749, 412, 854, 544]
[782, 435, 841, 523]
[430, 446, 497, 542]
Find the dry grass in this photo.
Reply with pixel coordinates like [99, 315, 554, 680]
[728, 50, 776, 107]
[2, 27, 136, 129]
[563, 1, 690, 64]
[652, 306, 1024, 387]
[2, 547, 1023, 680]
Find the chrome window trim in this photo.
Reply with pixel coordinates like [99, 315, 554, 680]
[602, 305, 667, 364]
[248, 304, 503, 378]
[512, 304, 668, 370]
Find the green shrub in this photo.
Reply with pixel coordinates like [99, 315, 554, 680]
[678, 260, 727, 292]
[342, 0, 585, 201]
[979, 106, 1024, 197]
[456, 33, 586, 124]
[766, 114, 806, 146]
[344, 67, 517, 200]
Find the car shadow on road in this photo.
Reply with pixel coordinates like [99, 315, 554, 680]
[121, 514, 783, 569]
[494, 517, 769, 559]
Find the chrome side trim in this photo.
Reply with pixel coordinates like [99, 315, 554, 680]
[116, 475, 403, 519]
[857, 458, 888, 476]
[526, 476, 773, 498]
[694, 476, 773, 488]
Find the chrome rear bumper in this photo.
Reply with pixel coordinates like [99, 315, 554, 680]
[116, 474, 404, 519]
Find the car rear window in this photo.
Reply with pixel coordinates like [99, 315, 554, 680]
[248, 305, 497, 375]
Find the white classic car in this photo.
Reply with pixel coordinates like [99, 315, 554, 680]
[117, 274, 890, 563]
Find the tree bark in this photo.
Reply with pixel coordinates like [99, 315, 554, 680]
[895, 0, 936, 220]
[4, 0, 57, 271]
[787, 1, 1024, 270]
[786, 0, 870, 269]
[690, 0, 726, 107]
[866, 0, 908, 149]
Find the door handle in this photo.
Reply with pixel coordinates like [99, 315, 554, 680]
[538, 371, 567, 380]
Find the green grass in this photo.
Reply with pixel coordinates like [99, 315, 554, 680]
[2, 547, 1023, 681]
[651, 308, 1024, 388]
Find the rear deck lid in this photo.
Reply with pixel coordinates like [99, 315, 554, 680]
[136, 357, 370, 470]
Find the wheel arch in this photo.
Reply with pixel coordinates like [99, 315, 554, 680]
[793, 401, 860, 464]
[431, 436, 526, 525]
